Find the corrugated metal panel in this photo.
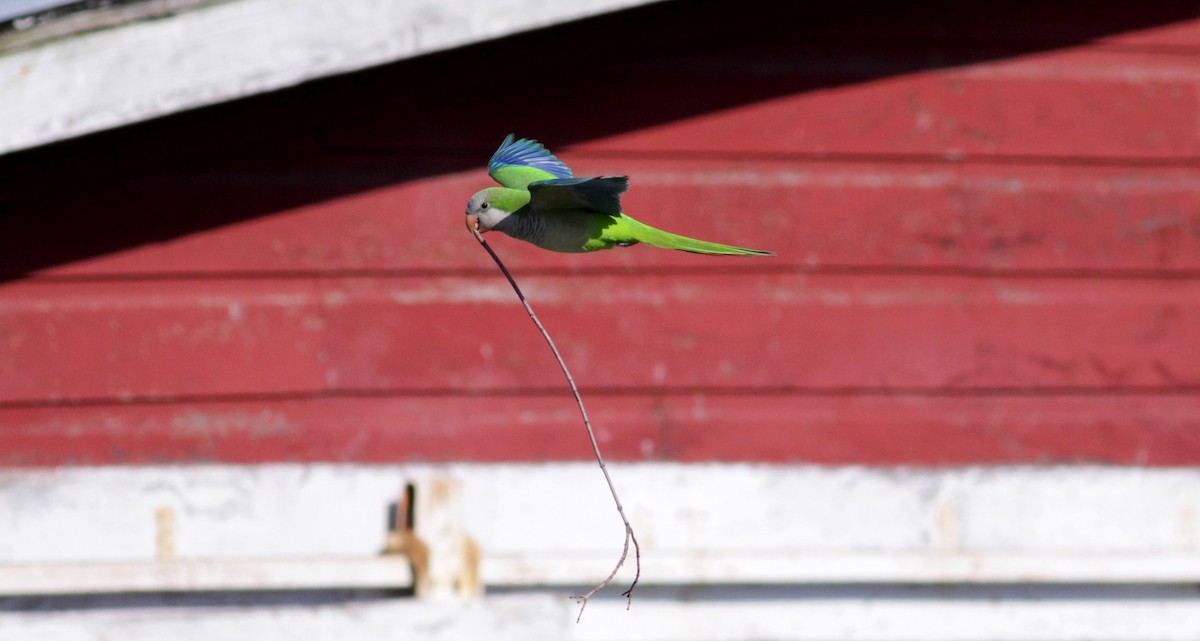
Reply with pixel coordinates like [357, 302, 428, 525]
[1, 1, 1198, 468]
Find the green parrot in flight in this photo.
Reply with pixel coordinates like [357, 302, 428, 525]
[465, 135, 774, 256]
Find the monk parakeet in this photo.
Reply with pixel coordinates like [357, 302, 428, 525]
[465, 135, 773, 256]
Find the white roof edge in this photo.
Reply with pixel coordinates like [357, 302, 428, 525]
[0, 0, 664, 155]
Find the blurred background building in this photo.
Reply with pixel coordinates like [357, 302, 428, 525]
[1, 1, 1199, 639]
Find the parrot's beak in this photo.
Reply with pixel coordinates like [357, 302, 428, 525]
[465, 214, 485, 233]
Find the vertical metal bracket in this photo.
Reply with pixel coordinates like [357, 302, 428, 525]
[385, 478, 481, 599]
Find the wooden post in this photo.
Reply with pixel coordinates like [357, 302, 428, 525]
[390, 478, 481, 599]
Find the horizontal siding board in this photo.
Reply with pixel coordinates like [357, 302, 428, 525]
[0, 281, 327, 402]
[666, 394, 1200, 466]
[791, 5, 1200, 49]
[1, 394, 1198, 466]
[573, 49, 1200, 160]
[5, 464, 1200, 559]
[1096, 17, 1200, 47]
[323, 275, 1200, 392]
[325, 48, 1200, 160]
[0, 558, 414, 595]
[21, 160, 1200, 277]
[3, 275, 1200, 403]
[0, 397, 658, 466]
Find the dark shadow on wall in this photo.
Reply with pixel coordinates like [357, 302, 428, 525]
[0, 0, 1195, 280]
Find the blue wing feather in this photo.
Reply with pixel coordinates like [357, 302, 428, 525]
[488, 134, 573, 180]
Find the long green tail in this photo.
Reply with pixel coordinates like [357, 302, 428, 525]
[627, 218, 774, 256]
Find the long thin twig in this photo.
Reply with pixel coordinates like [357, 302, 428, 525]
[470, 226, 640, 622]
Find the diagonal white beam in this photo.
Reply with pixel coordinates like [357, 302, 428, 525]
[0, 0, 664, 155]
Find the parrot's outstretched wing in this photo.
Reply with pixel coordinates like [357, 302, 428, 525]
[488, 134, 573, 189]
[528, 176, 629, 215]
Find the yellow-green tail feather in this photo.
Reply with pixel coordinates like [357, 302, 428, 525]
[626, 217, 774, 256]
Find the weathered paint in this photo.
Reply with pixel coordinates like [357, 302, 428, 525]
[0, 2, 1198, 470]
[1, 395, 1198, 466]
[1, 4, 1198, 639]
[2, 275, 1199, 403]
[2, 464, 1198, 566]
[3, 462, 1200, 639]
[1, 463, 1198, 637]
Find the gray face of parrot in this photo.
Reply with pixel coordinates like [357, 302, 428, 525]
[465, 190, 512, 233]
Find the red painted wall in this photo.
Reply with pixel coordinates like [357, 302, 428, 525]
[1, 2, 1198, 465]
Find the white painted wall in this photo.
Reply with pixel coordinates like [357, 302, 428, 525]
[1, 463, 1199, 640]
[0, 0, 663, 154]
[4, 464, 1199, 564]
[4, 588, 1200, 641]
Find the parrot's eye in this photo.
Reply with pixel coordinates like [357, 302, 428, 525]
[480, 202, 490, 210]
